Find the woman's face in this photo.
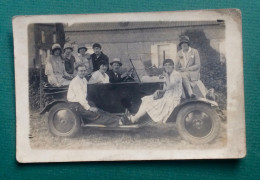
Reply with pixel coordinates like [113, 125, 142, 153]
[181, 43, 189, 52]
[64, 48, 72, 56]
[79, 48, 86, 55]
[163, 62, 174, 74]
[53, 49, 61, 56]
[99, 64, 108, 73]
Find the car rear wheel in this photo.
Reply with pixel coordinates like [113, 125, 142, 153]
[48, 103, 81, 137]
[176, 103, 220, 144]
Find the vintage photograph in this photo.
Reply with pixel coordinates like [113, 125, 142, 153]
[14, 9, 246, 162]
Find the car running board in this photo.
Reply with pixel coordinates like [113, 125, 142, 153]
[81, 123, 140, 128]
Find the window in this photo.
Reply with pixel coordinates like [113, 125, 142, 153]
[41, 31, 46, 43]
[151, 43, 177, 68]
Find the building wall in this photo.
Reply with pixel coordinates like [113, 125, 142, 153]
[65, 25, 225, 69]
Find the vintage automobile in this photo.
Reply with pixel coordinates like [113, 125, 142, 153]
[40, 64, 223, 144]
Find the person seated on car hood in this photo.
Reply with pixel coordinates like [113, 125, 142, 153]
[88, 60, 109, 84]
[67, 63, 123, 127]
[106, 58, 131, 83]
[126, 59, 182, 124]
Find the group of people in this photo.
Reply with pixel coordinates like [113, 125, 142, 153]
[45, 35, 201, 126]
[45, 42, 129, 87]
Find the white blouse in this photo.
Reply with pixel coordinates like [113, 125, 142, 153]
[89, 70, 109, 84]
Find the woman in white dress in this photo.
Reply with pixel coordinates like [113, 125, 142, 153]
[89, 60, 109, 84]
[45, 44, 71, 87]
[128, 59, 182, 123]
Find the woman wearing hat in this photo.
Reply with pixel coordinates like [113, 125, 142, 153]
[127, 59, 182, 124]
[45, 43, 71, 87]
[89, 60, 109, 84]
[175, 35, 201, 98]
[106, 58, 129, 83]
[76, 44, 93, 73]
[62, 43, 76, 78]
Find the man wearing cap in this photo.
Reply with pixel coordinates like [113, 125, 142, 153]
[90, 43, 109, 71]
[175, 35, 201, 98]
[62, 43, 76, 79]
[106, 58, 129, 83]
[45, 43, 71, 87]
[76, 44, 93, 73]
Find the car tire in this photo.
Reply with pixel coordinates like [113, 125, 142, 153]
[48, 103, 81, 137]
[176, 103, 220, 144]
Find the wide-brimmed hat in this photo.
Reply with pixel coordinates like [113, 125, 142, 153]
[63, 43, 73, 51]
[77, 44, 88, 53]
[178, 35, 190, 46]
[110, 58, 122, 66]
[92, 43, 102, 49]
[51, 43, 62, 53]
[51, 43, 61, 50]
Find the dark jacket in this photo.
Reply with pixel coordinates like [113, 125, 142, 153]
[91, 52, 109, 71]
[62, 55, 76, 75]
[106, 70, 123, 83]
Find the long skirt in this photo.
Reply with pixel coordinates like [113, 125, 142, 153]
[141, 91, 180, 123]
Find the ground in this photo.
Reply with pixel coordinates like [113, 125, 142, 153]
[29, 111, 227, 150]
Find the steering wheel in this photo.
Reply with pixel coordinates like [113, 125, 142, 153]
[122, 68, 135, 82]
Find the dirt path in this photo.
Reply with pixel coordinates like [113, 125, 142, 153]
[29, 111, 227, 150]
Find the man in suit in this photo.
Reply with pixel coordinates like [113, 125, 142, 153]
[175, 36, 201, 98]
[90, 43, 109, 72]
[106, 58, 129, 83]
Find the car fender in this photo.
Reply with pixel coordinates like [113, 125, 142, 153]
[40, 100, 67, 115]
[166, 98, 219, 123]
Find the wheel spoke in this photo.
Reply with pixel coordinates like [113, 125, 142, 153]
[184, 110, 213, 138]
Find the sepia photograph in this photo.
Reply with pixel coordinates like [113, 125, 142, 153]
[13, 9, 246, 162]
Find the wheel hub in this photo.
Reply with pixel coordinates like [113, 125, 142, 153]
[184, 111, 213, 138]
[53, 109, 76, 133]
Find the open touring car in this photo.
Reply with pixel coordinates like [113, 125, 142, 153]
[40, 62, 223, 144]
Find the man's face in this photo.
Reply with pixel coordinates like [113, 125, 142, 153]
[77, 66, 86, 78]
[112, 63, 120, 73]
[65, 48, 72, 56]
[181, 43, 189, 52]
[93, 47, 101, 55]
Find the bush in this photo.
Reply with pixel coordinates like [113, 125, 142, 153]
[29, 68, 53, 111]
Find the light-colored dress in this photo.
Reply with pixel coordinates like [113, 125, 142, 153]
[89, 70, 109, 84]
[141, 70, 182, 123]
[45, 55, 71, 86]
[76, 53, 93, 71]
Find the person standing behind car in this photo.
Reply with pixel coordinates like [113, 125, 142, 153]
[90, 43, 109, 72]
[62, 43, 76, 79]
[175, 36, 201, 98]
[45, 43, 71, 87]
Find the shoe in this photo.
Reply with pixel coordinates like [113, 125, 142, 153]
[120, 114, 132, 125]
[190, 94, 197, 99]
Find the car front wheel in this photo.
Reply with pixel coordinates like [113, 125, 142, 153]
[48, 103, 81, 137]
[176, 103, 220, 144]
